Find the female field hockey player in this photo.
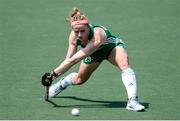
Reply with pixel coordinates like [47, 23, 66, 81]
[42, 7, 145, 111]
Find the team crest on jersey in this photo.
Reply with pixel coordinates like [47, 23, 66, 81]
[84, 56, 92, 63]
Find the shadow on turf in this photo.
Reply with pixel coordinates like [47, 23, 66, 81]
[46, 96, 149, 109]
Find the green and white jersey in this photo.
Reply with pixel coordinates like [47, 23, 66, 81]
[77, 24, 124, 48]
[77, 24, 125, 64]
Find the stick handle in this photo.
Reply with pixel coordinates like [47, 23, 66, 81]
[44, 86, 49, 101]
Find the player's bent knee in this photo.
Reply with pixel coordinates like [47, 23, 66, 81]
[120, 63, 129, 70]
[74, 77, 87, 85]
[118, 59, 129, 70]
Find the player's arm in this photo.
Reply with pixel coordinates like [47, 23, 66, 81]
[65, 31, 78, 60]
[53, 28, 106, 76]
[41, 31, 77, 86]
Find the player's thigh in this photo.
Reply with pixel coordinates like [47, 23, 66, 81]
[108, 46, 129, 70]
[77, 61, 101, 84]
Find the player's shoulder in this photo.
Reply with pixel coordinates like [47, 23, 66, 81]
[69, 30, 77, 40]
[94, 27, 106, 39]
[68, 30, 78, 45]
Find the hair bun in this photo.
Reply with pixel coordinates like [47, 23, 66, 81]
[71, 7, 80, 17]
[73, 7, 79, 12]
[66, 7, 88, 23]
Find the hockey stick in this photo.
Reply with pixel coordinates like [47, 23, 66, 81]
[44, 86, 49, 101]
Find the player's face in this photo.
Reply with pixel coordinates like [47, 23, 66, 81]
[72, 24, 90, 41]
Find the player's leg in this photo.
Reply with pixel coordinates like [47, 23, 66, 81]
[108, 46, 137, 98]
[74, 61, 101, 85]
[60, 61, 101, 86]
[108, 46, 145, 111]
[49, 62, 101, 97]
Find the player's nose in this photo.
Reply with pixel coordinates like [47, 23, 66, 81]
[78, 33, 83, 39]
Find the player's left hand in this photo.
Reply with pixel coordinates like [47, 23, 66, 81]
[41, 72, 53, 86]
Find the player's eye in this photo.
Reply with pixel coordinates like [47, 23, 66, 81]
[80, 30, 85, 33]
[74, 31, 79, 34]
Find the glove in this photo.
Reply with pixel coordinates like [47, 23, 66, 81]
[41, 71, 58, 86]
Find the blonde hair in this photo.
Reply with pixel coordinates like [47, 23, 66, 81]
[66, 7, 88, 23]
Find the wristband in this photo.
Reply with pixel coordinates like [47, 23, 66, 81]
[52, 70, 58, 78]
